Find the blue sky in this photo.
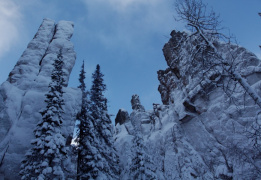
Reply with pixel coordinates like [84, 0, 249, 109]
[0, 0, 260, 120]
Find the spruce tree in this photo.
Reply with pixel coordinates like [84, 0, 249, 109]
[90, 64, 120, 179]
[20, 51, 67, 180]
[90, 64, 107, 120]
[76, 61, 100, 179]
[130, 132, 157, 180]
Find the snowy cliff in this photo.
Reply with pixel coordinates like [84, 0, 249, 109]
[115, 30, 261, 179]
[0, 19, 81, 179]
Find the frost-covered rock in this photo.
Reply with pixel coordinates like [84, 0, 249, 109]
[115, 30, 261, 179]
[0, 19, 81, 179]
[131, 94, 145, 111]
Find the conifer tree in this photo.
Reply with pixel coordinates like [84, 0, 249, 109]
[76, 61, 100, 179]
[130, 131, 156, 179]
[90, 64, 107, 120]
[90, 64, 120, 179]
[20, 51, 67, 180]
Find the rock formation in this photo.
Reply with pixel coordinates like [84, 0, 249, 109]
[1, 17, 261, 179]
[0, 19, 81, 179]
[131, 94, 145, 111]
[115, 109, 130, 125]
[115, 30, 261, 179]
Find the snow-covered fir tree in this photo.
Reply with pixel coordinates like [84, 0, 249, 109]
[20, 51, 67, 180]
[76, 61, 100, 179]
[90, 64, 120, 179]
[130, 131, 157, 180]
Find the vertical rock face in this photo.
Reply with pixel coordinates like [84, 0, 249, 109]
[115, 30, 261, 179]
[0, 19, 81, 179]
[155, 31, 261, 179]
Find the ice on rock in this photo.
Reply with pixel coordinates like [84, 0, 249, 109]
[0, 19, 81, 179]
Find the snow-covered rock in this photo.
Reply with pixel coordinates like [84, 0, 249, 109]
[115, 109, 130, 125]
[0, 19, 81, 179]
[115, 30, 261, 179]
[131, 94, 145, 111]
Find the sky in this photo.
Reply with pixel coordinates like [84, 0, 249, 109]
[0, 0, 260, 121]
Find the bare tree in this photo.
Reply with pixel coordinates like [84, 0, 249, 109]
[174, 0, 261, 108]
[175, 0, 222, 39]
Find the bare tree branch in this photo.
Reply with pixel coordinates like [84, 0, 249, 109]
[175, 0, 261, 109]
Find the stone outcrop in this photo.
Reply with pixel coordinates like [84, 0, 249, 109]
[0, 19, 81, 179]
[131, 94, 145, 111]
[115, 109, 130, 125]
[115, 30, 261, 179]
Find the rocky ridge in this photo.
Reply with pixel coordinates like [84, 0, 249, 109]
[115, 30, 261, 179]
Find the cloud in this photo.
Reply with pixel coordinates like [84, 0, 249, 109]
[101, 0, 161, 12]
[0, 0, 22, 58]
[85, 0, 159, 12]
[83, 0, 175, 28]
[81, 0, 176, 49]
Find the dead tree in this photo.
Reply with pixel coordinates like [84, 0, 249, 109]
[175, 0, 261, 108]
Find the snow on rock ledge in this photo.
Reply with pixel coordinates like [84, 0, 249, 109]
[115, 30, 261, 179]
[0, 19, 81, 179]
